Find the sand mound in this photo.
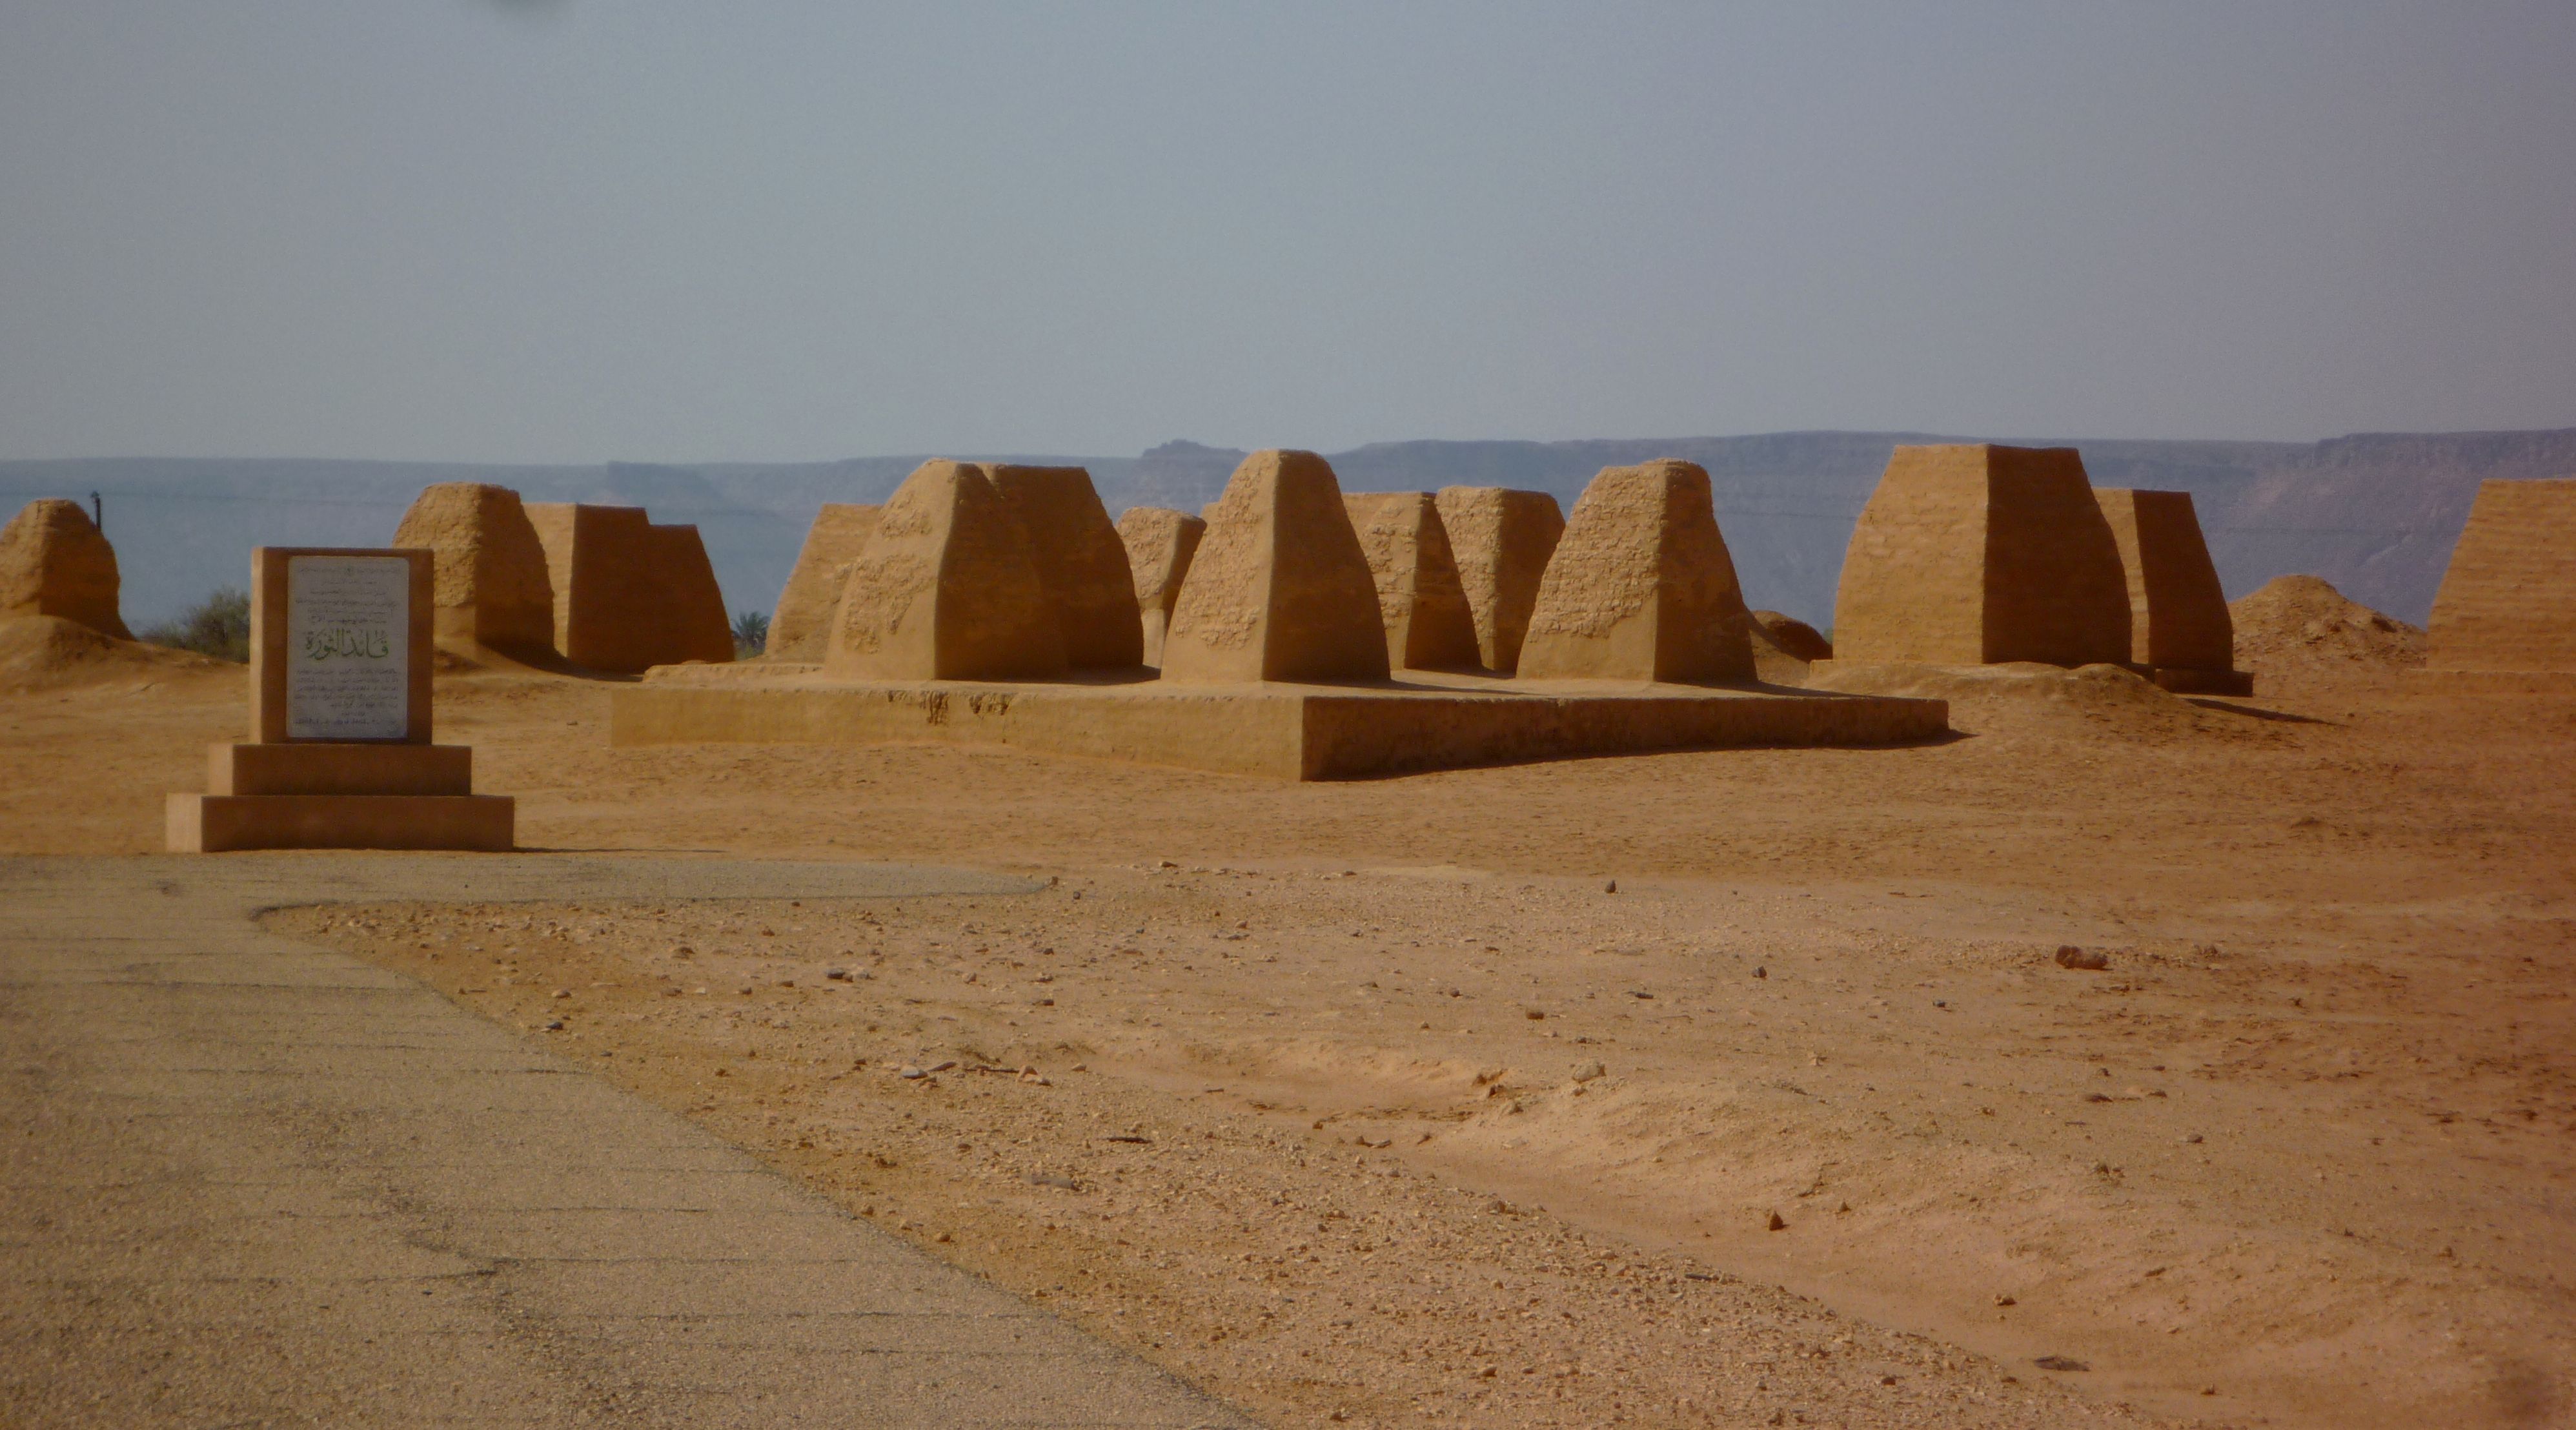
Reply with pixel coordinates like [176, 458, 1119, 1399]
[2229, 575, 2424, 680]
[1809, 658, 2200, 737]
[0, 615, 227, 689]
[1746, 610, 1831, 686]
[1751, 610, 1831, 662]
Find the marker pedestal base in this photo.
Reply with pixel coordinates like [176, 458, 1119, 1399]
[167, 740, 513, 853]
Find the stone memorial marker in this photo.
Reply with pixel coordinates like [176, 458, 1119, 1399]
[169, 547, 513, 852]
[283, 555, 413, 739]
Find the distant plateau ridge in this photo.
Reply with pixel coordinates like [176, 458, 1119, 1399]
[6, 428, 2571, 630]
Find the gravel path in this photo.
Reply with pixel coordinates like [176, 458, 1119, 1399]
[0, 853, 1251, 1429]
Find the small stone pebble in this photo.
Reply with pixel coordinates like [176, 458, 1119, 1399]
[898, 1065, 926, 1079]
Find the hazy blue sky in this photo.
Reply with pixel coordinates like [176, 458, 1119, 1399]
[3, 2, 2571, 462]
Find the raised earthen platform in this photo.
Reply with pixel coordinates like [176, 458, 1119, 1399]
[611, 668, 1948, 780]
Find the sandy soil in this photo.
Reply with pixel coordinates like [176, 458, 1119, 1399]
[6, 640, 2571, 1429]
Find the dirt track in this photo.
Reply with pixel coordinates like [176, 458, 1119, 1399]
[5, 648, 2571, 1428]
[2, 855, 1257, 1429]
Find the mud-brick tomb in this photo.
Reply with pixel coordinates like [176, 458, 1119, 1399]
[613, 450, 1948, 779]
[1115, 506, 1204, 669]
[769, 503, 882, 661]
[2423, 476, 2576, 681]
[1, 498, 132, 639]
[167, 547, 514, 852]
[1818, 442, 2253, 694]
[2093, 487, 2252, 695]
[390, 480, 733, 673]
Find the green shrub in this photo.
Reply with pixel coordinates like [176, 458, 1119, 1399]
[140, 586, 252, 663]
[140, 587, 252, 663]
[731, 609, 769, 658]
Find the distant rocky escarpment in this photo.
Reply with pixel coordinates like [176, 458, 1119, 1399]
[6, 428, 2568, 631]
[1115, 429, 2576, 633]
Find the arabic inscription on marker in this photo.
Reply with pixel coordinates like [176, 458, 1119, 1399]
[286, 556, 410, 740]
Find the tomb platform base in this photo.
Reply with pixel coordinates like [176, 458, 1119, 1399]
[167, 793, 515, 853]
[610, 668, 1948, 781]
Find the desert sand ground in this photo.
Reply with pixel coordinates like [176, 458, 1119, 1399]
[3, 628, 2569, 1429]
